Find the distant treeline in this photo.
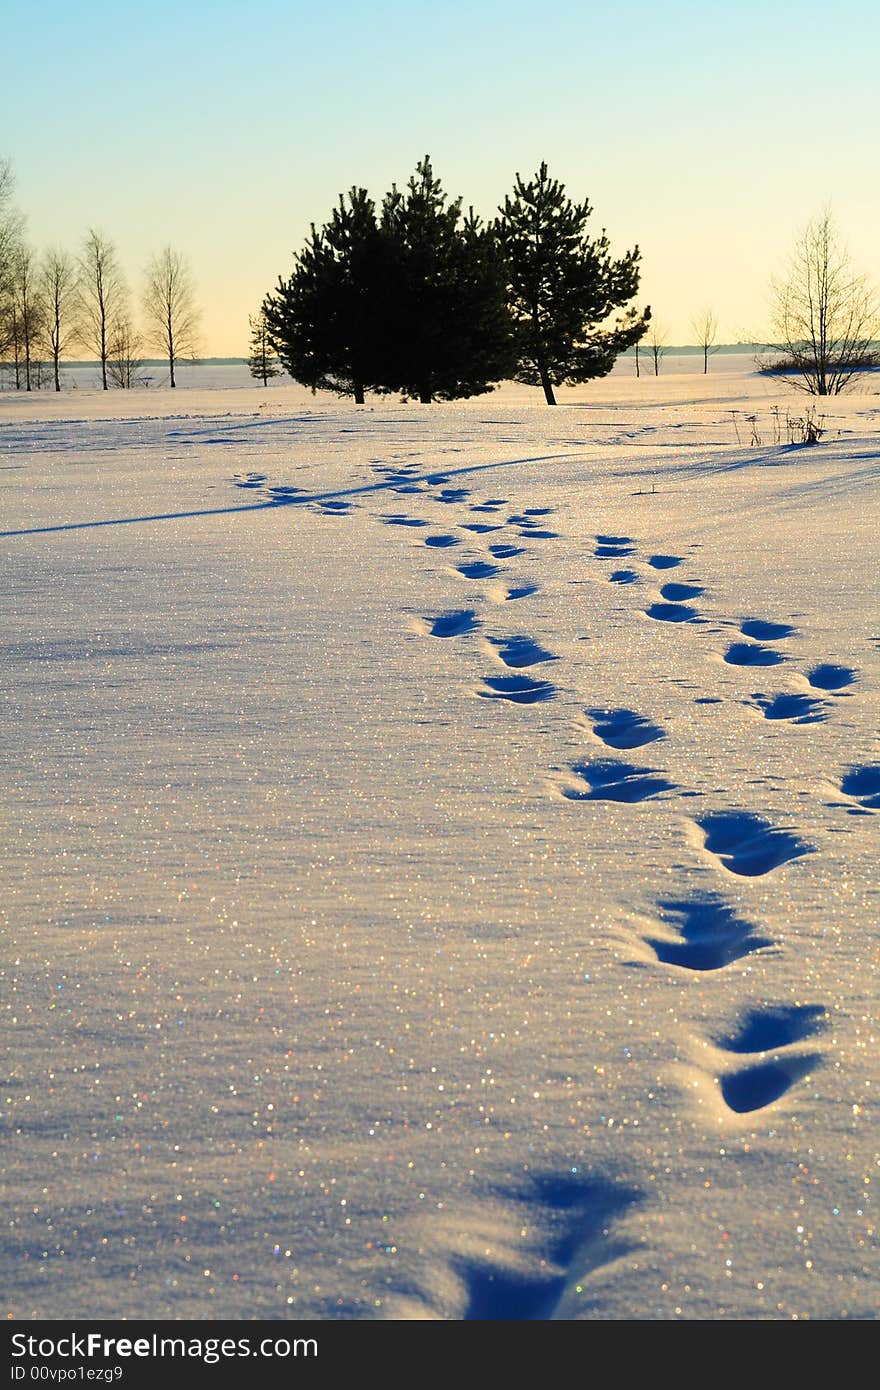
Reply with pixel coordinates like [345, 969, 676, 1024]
[0, 156, 200, 392]
[256, 157, 649, 405]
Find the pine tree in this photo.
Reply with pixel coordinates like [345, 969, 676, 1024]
[248, 308, 280, 385]
[495, 163, 649, 404]
[263, 188, 391, 404]
[379, 157, 515, 403]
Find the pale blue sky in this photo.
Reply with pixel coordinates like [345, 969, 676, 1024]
[4, 0, 878, 353]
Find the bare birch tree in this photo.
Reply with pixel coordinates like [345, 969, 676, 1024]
[691, 308, 718, 374]
[0, 157, 25, 362]
[79, 229, 127, 390]
[11, 244, 44, 391]
[142, 246, 200, 387]
[648, 323, 667, 376]
[107, 315, 144, 389]
[39, 248, 78, 392]
[767, 209, 880, 395]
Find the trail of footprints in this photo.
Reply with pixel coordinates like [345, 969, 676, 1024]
[407, 493, 865, 1134]
[236, 457, 872, 1312]
[334, 472, 864, 1131]
[583, 527, 869, 1120]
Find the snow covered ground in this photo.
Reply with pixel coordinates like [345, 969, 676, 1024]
[2, 360, 878, 1320]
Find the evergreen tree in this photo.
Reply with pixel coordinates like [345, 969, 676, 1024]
[379, 157, 515, 403]
[495, 163, 649, 404]
[263, 188, 390, 404]
[248, 308, 280, 385]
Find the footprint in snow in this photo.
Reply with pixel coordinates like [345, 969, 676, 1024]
[453, 1172, 641, 1321]
[478, 674, 556, 704]
[645, 602, 701, 624]
[642, 896, 773, 971]
[806, 663, 856, 692]
[713, 1003, 827, 1054]
[838, 764, 880, 811]
[458, 561, 500, 580]
[487, 635, 557, 668]
[382, 513, 428, 527]
[493, 583, 540, 603]
[661, 582, 704, 601]
[724, 641, 785, 668]
[594, 535, 635, 559]
[689, 1004, 825, 1117]
[694, 810, 812, 877]
[718, 1055, 822, 1114]
[647, 554, 684, 570]
[740, 619, 796, 641]
[422, 610, 480, 638]
[585, 708, 665, 750]
[560, 759, 677, 803]
[748, 692, 828, 724]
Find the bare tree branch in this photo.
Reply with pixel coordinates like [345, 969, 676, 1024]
[10, 244, 44, 392]
[39, 248, 78, 392]
[765, 209, 880, 395]
[78, 229, 129, 391]
[142, 246, 201, 387]
[648, 322, 667, 377]
[691, 307, 718, 374]
[107, 316, 144, 389]
[0, 156, 26, 362]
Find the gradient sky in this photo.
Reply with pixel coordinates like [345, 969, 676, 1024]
[5, 0, 878, 355]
